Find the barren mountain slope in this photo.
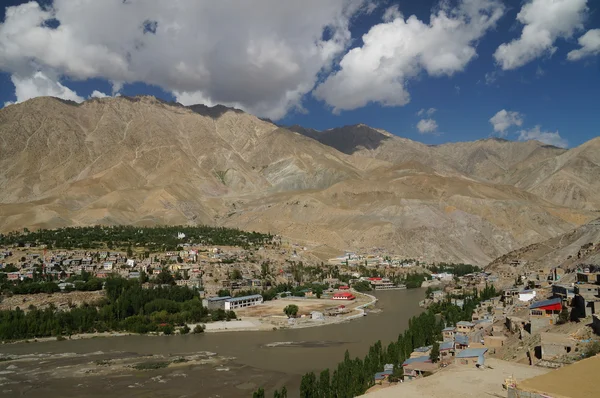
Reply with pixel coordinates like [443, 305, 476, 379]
[503, 137, 600, 210]
[486, 218, 600, 273]
[0, 96, 596, 265]
[0, 96, 363, 231]
[223, 163, 594, 265]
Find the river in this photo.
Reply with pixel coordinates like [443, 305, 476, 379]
[0, 289, 425, 397]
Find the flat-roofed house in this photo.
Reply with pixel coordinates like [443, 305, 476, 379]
[455, 348, 488, 366]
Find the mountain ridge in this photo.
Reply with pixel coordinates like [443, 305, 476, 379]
[0, 95, 597, 265]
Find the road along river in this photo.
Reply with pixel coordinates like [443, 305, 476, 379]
[0, 289, 425, 397]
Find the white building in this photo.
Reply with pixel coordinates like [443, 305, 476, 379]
[224, 294, 263, 310]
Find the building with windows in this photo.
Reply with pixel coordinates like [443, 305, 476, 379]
[224, 294, 263, 310]
[333, 292, 356, 300]
[529, 298, 562, 333]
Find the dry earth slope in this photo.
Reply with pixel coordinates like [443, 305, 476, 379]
[0, 96, 597, 265]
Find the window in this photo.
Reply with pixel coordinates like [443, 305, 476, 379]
[531, 310, 543, 316]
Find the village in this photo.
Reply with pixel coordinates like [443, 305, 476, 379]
[1, 235, 600, 398]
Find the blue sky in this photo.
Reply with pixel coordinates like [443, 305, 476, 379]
[0, 0, 598, 148]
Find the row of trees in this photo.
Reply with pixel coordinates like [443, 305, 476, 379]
[290, 284, 499, 397]
[0, 225, 273, 251]
[0, 277, 235, 340]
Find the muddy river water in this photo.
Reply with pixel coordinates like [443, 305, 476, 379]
[0, 289, 425, 397]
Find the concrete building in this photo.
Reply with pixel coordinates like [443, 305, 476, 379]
[224, 294, 263, 310]
[540, 332, 575, 361]
[439, 341, 454, 363]
[402, 356, 436, 382]
[455, 348, 487, 366]
[454, 334, 469, 351]
[204, 296, 231, 310]
[456, 321, 475, 334]
[529, 298, 562, 334]
[552, 283, 575, 302]
[410, 346, 432, 358]
[442, 326, 456, 342]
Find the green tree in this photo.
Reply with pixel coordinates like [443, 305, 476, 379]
[252, 387, 265, 398]
[429, 341, 440, 363]
[283, 304, 299, 318]
[300, 372, 317, 398]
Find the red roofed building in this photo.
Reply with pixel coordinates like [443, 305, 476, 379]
[368, 277, 382, 282]
[333, 292, 356, 300]
[339, 285, 350, 290]
[530, 298, 562, 333]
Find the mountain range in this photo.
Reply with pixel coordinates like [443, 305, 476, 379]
[1, 96, 598, 265]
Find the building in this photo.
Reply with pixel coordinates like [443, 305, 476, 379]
[540, 332, 575, 361]
[552, 283, 575, 302]
[224, 294, 263, 310]
[442, 326, 456, 342]
[204, 296, 231, 310]
[529, 298, 562, 333]
[518, 289, 536, 302]
[576, 272, 599, 284]
[454, 334, 469, 351]
[439, 341, 454, 363]
[456, 321, 475, 334]
[574, 283, 600, 301]
[333, 292, 356, 300]
[483, 335, 506, 348]
[455, 348, 487, 366]
[402, 356, 436, 382]
[410, 346, 432, 358]
[508, 355, 599, 398]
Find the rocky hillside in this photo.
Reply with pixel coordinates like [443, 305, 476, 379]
[486, 218, 600, 273]
[0, 96, 597, 265]
[292, 124, 599, 210]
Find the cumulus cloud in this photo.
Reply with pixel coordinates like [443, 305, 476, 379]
[417, 118, 438, 134]
[313, 0, 505, 113]
[417, 107, 436, 117]
[518, 126, 568, 148]
[7, 71, 84, 105]
[0, 0, 369, 119]
[568, 29, 600, 61]
[489, 109, 524, 135]
[90, 90, 109, 99]
[494, 0, 588, 70]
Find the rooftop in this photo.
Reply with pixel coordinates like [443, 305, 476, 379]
[529, 297, 561, 309]
[456, 321, 475, 327]
[456, 348, 488, 358]
[455, 334, 469, 345]
[516, 355, 600, 398]
[226, 294, 263, 303]
[440, 341, 454, 351]
[402, 356, 431, 366]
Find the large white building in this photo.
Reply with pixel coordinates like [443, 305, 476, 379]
[224, 294, 263, 310]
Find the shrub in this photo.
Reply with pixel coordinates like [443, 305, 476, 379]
[193, 324, 205, 333]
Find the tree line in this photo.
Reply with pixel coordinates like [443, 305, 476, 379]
[0, 276, 235, 340]
[254, 283, 499, 397]
[0, 225, 273, 251]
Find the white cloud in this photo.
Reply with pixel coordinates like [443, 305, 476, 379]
[383, 5, 402, 23]
[494, 0, 588, 70]
[489, 109, 524, 135]
[417, 107, 436, 117]
[417, 118, 438, 134]
[0, 0, 370, 120]
[313, 0, 505, 113]
[568, 29, 600, 61]
[518, 125, 568, 148]
[90, 90, 109, 99]
[8, 71, 84, 105]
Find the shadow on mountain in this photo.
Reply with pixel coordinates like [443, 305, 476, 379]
[186, 104, 245, 119]
[288, 124, 391, 154]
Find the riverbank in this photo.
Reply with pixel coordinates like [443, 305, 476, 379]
[0, 289, 425, 398]
[2, 291, 380, 343]
[197, 290, 378, 333]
